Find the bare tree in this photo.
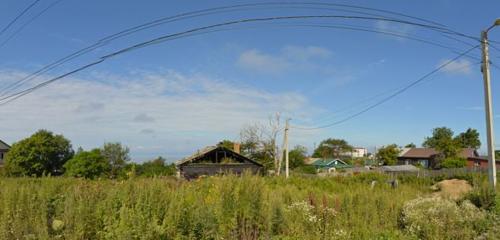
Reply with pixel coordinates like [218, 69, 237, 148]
[239, 113, 283, 173]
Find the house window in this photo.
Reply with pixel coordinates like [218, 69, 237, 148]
[0, 152, 3, 160]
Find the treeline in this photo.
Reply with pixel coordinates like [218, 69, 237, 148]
[2, 130, 175, 178]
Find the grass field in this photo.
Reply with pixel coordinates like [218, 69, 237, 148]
[0, 173, 498, 240]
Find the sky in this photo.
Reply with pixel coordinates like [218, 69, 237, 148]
[1, 0, 500, 162]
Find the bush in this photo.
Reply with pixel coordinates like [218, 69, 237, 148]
[465, 183, 497, 211]
[293, 165, 316, 174]
[399, 197, 488, 239]
[440, 158, 466, 169]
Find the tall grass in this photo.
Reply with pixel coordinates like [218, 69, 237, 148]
[0, 173, 493, 239]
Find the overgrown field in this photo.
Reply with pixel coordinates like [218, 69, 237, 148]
[0, 174, 498, 239]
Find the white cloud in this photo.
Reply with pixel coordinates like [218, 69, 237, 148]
[281, 45, 332, 61]
[374, 20, 415, 40]
[439, 59, 472, 75]
[237, 49, 289, 74]
[456, 106, 483, 111]
[0, 70, 319, 160]
[237, 45, 332, 74]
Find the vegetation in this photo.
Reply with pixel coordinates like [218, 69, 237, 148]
[423, 127, 460, 158]
[455, 128, 481, 150]
[4, 130, 74, 176]
[440, 158, 467, 169]
[376, 144, 401, 165]
[64, 148, 110, 179]
[312, 138, 353, 158]
[0, 173, 497, 239]
[288, 145, 307, 169]
[404, 143, 416, 148]
[101, 142, 131, 179]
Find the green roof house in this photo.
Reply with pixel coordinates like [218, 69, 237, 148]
[312, 159, 352, 172]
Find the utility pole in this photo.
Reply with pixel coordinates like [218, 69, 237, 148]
[284, 118, 290, 178]
[481, 19, 500, 188]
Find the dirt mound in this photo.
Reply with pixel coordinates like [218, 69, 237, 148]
[431, 179, 472, 200]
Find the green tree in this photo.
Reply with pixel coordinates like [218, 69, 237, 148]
[454, 128, 481, 150]
[101, 142, 130, 179]
[139, 157, 176, 177]
[312, 138, 353, 158]
[405, 143, 416, 148]
[423, 127, 459, 158]
[376, 144, 401, 165]
[64, 149, 110, 179]
[496, 150, 500, 159]
[288, 145, 307, 169]
[4, 130, 74, 176]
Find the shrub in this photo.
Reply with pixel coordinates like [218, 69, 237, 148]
[465, 183, 497, 211]
[440, 158, 466, 169]
[399, 197, 488, 239]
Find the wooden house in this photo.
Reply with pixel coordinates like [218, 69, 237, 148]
[176, 144, 263, 179]
[0, 139, 10, 167]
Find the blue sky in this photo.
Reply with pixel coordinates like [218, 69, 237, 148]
[1, 0, 500, 161]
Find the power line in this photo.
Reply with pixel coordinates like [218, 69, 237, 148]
[0, 15, 481, 105]
[292, 45, 479, 130]
[0, 0, 64, 49]
[0, 0, 41, 38]
[0, 2, 466, 97]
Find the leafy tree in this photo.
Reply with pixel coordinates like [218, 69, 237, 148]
[496, 150, 500, 159]
[101, 142, 130, 178]
[312, 138, 352, 158]
[441, 158, 467, 168]
[288, 145, 307, 169]
[405, 143, 416, 148]
[64, 149, 110, 179]
[376, 144, 401, 165]
[454, 128, 481, 150]
[139, 157, 176, 177]
[423, 127, 459, 158]
[4, 130, 74, 176]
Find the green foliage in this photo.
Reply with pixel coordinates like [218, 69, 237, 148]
[293, 165, 316, 174]
[441, 158, 467, 169]
[404, 143, 416, 148]
[423, 127, 459, 158]
[466, 182, 497, 211]
[137, 157, 176, 177]
[312, 138, 353, 158]
[289, 145, 307, 169]
[4, 130, 74, 177]
[495, 150, 500, 159]
[399, 197, 488, 239]
[101, 142, 130, 179]
[64, 149, 110, 179]
[0, 174, 497, 239]
[454, 128, 481, 150]
[376, 144, 401, 165]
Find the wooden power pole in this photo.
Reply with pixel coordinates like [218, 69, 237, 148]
[284, 118, 290, 178]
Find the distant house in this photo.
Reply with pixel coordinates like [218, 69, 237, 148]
[0, 139, 10, 167]
[312, 159, 352, 172]
[343, 147, 368, 158]
[397, 148, 478, 168]
[466, 156, 500, 169]
[176, 144, 263, 179]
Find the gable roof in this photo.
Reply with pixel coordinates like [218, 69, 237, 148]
[0, 139, 10, 151]
[176, 146, 263, 167]
[312, 159, 351, 168]
[398, 148, 478, 159]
